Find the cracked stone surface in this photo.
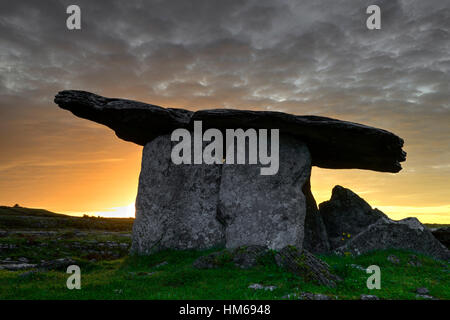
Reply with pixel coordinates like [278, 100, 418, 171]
[131, 134, 224, 254]
[218, 134, 311, 250]
[131, 133, 313, 253]
[55, 90, 406, 173]
[334, 217, 450, 260]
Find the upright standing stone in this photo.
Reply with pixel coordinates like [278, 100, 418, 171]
[218, 134, 311, 250]
[131, 134, 224, 254]
[302, 179, 330, 253]
[320, 185, 388, 249]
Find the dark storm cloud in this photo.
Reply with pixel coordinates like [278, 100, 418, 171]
[0, 0, 449, 185]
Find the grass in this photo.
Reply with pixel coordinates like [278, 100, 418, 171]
[0, 205, 133, 231]
[0, 206, 448, 300]
[0, 230, 448, 300]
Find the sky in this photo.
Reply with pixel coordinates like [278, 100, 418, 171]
[0, 0, 449, 223]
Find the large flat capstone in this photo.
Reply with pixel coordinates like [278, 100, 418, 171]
[55, 90, 406, 173]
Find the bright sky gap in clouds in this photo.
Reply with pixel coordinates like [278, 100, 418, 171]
[0, 0, 449, 223]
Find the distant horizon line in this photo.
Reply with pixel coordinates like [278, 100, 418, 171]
[2, 203, 449, 225]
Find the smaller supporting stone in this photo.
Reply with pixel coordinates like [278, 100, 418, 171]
[302, 179, 330, 253]
[218, 134, 311, 250]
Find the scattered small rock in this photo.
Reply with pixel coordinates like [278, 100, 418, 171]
[264, 286, 277, 291]
[232, 245, 270, 269]
[387, 255, 400, 264]
[137, 271, 155, 276]
[360, 294, 379, 300]
[416, 294, 434, 300]
[298, 292, 331, 300]
[248, 284, 277, 291]
[193, 246, 272, 270]
[248, 283, 264, 290]
[193, 252, 230, 269]
[415, 287, 429, 295]
[39, 258, 76, 271]
[0, 263, 37, 271]
[153, 261, 168, 268]
[0, 243, 17, 249]
[19, 270, 37, 278]
[349, 264, 366, 271]
[408, 255, 422, 267]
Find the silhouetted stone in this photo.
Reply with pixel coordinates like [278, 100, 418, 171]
[302, 179, 330, 253]
[431, 227, 450, 249]
[320, 185, 388, 249]
[335, 217, 450, 260]
[131, 135, 225, 254]
[55, 90, 406, 172]
[218, 134, 310, 250]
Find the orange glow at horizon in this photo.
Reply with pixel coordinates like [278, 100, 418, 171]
[16, 154, 448, 224]
[0, 108, 449, 224]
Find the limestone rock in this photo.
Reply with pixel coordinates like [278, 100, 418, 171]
[218, 134, 310, 250]
[298, 292, 333, 300]
[248, 284, 277, 291]
[416, 294, 435, 300]
[407, 255, 423, 267]
[232, 245, 271, 269]
[387, 254, 400, 264]
[275, 246, 341, 288]
[320, 186, 388, 250]
[131, 135, 224, 254]
[192, 246, 272, 269]
[335, 217, 450, 260]
[0, 263, 37, 271]
[54, 90, 192, 146]
[39, 258, 76, 271]
[192, 251, 231, 269]
[302, 179, 330, 253]
[416, 287, 429, 295]
[55, 90, 406, 173]
[360, 294, 379, 300]
[431, 227, 450, 249]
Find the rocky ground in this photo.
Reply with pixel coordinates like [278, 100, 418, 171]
[0, 205, 448, 300]
[0, 228, 449, 300]
[0, 230, 131, 271]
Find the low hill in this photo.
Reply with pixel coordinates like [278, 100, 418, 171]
[0, 205, 448, 232]
[0, 205, 134, 231]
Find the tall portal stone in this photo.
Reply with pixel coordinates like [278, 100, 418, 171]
[131, 134, 224, 254]
[218, 134, 311, 250]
